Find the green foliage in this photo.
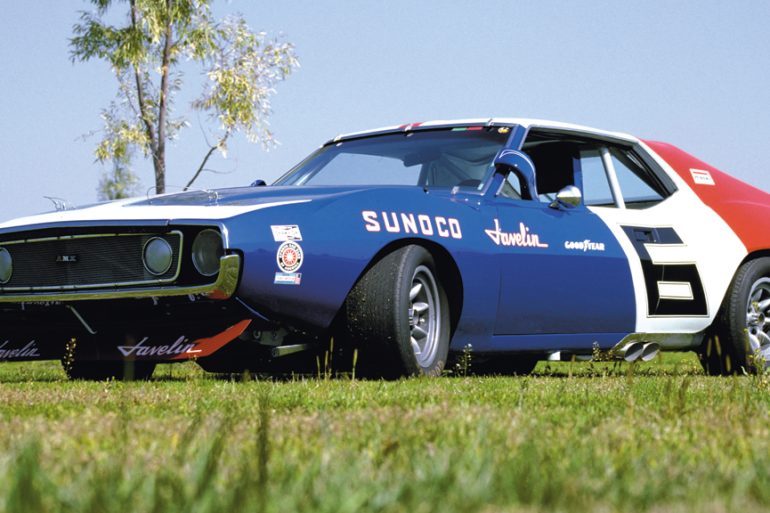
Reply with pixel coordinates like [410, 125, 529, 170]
[70, 0, 299, 193]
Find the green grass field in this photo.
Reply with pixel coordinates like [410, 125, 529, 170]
[0, 353, 769, 513]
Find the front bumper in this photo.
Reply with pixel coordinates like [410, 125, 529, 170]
[0, 254, 241, 303]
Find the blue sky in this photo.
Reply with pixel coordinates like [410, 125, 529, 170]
[1, 1, 769, 221]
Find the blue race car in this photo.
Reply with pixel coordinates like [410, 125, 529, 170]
[1, 118, 768, 378]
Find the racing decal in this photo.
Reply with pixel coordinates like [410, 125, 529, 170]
[276, 241, 304, 273]
[271, 224, 303, 242]
[484, 219, 548, 248]
[564, 240, 606, 252]
[274, 272, 302, 285]
[115, 320, 252, 360]
[689, 169, 715, 186]
[118, 336, 194, 358]
[361, 211, 462, 239]
[621, 226, 707, 316]
[0, 340, 40, 360]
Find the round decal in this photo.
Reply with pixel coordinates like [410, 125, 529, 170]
[276, 241, 303, 273]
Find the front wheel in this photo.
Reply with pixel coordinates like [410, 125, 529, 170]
[701, 257, 770, 375]
[341, 245, 451, 378]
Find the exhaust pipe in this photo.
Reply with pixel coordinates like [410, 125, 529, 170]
[640, 342, 660, 362]
[617, 342, 644, 362]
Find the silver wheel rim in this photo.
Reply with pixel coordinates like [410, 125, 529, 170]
[408, 265, 441, 367]
[746, 277, 770, 366]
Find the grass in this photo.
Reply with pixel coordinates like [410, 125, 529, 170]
[0, 353, 769, 512]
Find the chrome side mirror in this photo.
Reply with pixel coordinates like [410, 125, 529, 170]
[549, 185, 582, 209]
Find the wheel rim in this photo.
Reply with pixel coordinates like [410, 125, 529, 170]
[746, 277, 770, 365]
[408, 265, 441, 367]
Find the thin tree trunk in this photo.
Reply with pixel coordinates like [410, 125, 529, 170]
[129, 0, 160, 190]
[154, 0, 174, 195]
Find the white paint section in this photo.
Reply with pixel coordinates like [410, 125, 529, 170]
[657, 281, 694, 300]
[334, 118, 638, 144]
[690, 168, 716, 186]
[589, 179, 746, 337]
[0, 199, 311, 230]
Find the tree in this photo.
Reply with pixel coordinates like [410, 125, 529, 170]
[71, 0, 299, 194]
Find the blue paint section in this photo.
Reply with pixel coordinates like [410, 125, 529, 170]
[492, 199, 636, 336]
[223, 186, 501, 339]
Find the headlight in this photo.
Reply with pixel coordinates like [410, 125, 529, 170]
[0, 247, 11, 284]
[143, 237, 173, 275]
[192, 229, 224, 276]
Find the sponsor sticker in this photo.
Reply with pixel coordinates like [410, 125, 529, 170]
[361, 211, 463, 239]
[690, 168, 715, 186]
[274, 272, 302, 285]
[276, 241, 304, 273]
[484, 219, 548, 248]
[0, 340, 41, 360]
[564, 240, 605, 252]
[117, 336, 197, 357]
[271, 224, 303, 242]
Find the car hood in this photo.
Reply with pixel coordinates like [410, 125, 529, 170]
[0, 186, 385, 232]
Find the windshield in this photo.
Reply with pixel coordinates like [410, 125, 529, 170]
[274, 127, 511, 188]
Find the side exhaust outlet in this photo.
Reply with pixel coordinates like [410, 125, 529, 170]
[618, 342, 644, 362]
[640, 342, 660, 362]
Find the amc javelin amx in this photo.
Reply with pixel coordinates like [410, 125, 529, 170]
[0, 118, 767, 379]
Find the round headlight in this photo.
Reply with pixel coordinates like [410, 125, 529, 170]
[0, 247, 12, 284]
[192, 229, 224, 277]
[143, 237, 173, 276]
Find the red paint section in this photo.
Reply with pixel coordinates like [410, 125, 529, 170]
[645, 140, 770, 253]
[172, 319, 252, 360]
[399, 122, 424, 129]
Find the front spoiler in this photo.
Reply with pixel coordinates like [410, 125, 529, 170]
[0, 254, 241, 303]
[0, 318, 253, 363]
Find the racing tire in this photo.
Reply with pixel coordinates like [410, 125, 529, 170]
[63, 360, 156, 381]
[341, 245, 450, 378]
[472, 354, 539, 376]
[700, 257, 770, 375]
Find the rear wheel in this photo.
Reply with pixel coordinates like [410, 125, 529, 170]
[341, 245, 451, 378]
[63, 360, 156, 381]
[700, 257, 770, 375]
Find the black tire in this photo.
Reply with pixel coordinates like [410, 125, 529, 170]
[341, 245, 451, 378]
[472, 354, 539, 376]
[700, 257, 770, 375]
[63, 360, 156, 381]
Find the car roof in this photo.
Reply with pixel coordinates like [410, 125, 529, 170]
[330, 118, 640, 145]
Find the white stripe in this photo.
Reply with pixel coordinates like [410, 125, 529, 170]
[0, 199, 311, 229]
[657, 281, 694, 300]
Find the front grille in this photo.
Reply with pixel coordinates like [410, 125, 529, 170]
[0, 232, 182, 291]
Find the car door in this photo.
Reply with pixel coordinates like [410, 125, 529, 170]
[491, 139, 636, 338]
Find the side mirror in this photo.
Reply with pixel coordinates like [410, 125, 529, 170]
[250, 179, 267, 187]
[549, 185, 582, 209]
[493, 149, 538, 198]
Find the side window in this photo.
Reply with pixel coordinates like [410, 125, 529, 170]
[609, 147, 665, 208]
[579, 148, 615, 206]
[521, 141, 578, 203]
[518, 130, 675, 209]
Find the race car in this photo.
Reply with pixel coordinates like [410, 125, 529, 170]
[0, 118, 766, 379]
